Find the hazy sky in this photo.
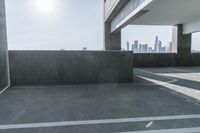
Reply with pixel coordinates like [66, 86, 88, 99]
[6, 0, 104, 50]
[192, 32, 200, 51]
[5, 0, 200, 51]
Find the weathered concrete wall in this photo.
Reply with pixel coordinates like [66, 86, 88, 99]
[133, 53, 176, 67]
[9, 51, 133, 85]
[190, 53, 200, 66]
[0, 0, 9, 91]
[177, 24, 192, 66]
[133, 53, 200, 67]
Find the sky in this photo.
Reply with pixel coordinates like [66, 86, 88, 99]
[192, 32, 200, 51]
[6, 0, 104, 50]
[5, 0, 200, 51]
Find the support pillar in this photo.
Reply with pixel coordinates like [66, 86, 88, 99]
[104, 22, 121, 50]
[176, 24, 192, 66]
[0, 0, 9, 91]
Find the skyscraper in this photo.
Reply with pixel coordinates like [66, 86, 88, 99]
[158, 41, 162, 52]
[167, 42, 173, 53]
[139, 44, 148, 53]
[131, 44, 134, 52]
[132, 40, 139, 53]
[154, 36, 159, 52]
[127, 41, 130, 51]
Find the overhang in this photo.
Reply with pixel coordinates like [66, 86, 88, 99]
[109, 0, 200, 33]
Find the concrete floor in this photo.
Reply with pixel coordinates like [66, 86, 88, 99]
[0, 67, 200, 133]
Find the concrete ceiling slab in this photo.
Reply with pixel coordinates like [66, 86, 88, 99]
[130, 0, 200, 26]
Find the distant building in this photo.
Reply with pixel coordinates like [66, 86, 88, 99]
[167, 42, 173, 53]
[132, 40, 139, 53]
[160, 46, 167, 53]
[83, 47, 87, 50]
[139, 44, 148, 53]
[158, 41, 162, 52]
[127, 41, 130, 51]
[148, 47, 153, 53]
[127, 36, 172, 53]
[154, 36, 159, 52]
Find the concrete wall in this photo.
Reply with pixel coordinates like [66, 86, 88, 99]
[0, 0, 9, 91]
[105, 23, 121, 50]
[133, 53, 200, 67]
[133, 53, 176, 67]
[9, 51, 133, 85]
[177, 24, 193, 66]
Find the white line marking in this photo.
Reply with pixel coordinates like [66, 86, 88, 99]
[139, 76, 200, 101]
[135, 69, 177, 81]
[145, 121, 153, 128]
[134, 68, 200, 101]
[0, 84, 10, 95]
[0, 114, 200, 130]
[0, 47, 11, 95]
[134, 69, 178, 86]
[116, 127, 200, 133]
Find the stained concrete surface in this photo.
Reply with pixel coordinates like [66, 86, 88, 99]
[0, 67, 200, 133]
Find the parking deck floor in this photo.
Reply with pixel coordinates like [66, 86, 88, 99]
[0, 67, 200, 133]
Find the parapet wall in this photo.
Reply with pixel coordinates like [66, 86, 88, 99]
[9, 51, 133, 85]
[133, 53, 200, 67]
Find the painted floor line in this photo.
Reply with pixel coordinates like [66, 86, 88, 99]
[0, 84, 10, 95]
[1, 114, 200, 130]
[135, 68, 177, 81]
[134, 69, 178, 86]
[134, 68, 200, 101]
[139, 74, 200, 101]
[115, 127, 200, 133]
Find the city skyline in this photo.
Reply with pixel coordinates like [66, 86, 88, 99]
[126, 36, 176, 53]
[122, 25, 174, 52]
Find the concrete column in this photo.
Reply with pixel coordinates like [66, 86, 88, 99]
[176, 24, 192, 66]
[0, 0, 9, 90]
[104, 22, 121, 50]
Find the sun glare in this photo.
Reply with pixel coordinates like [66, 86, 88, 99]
[35, 0, 55, 14]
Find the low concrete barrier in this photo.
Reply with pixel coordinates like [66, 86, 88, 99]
[133, 53, 176, 67]
[133, 53, 200, 67]
[9, 51, 133, 85]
